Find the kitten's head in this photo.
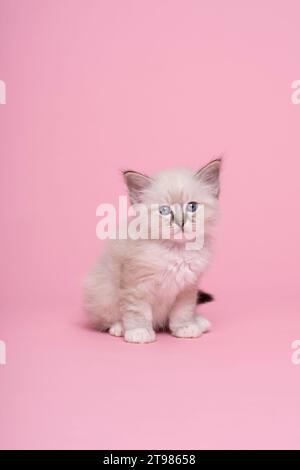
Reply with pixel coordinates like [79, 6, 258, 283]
[123, 159, 221, 246]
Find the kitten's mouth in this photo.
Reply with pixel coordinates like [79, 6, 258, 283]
[169, 229, 197, 243]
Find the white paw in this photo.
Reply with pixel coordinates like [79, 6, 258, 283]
[109, 321, 123, 337]
[172, 316, 211, 338]
[172, 323, 203, 338]
[124, 328, 156, 344]
[195, 315, 211, 333]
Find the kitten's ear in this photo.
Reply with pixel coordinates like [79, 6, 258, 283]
[123, 170, 152, 204]
[195, 158, 222, 198]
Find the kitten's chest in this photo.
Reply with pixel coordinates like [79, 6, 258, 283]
[150, 255, 199, 325]
[144, 249, 207, 327]
[154, 250, 206, 297]
[159, 257, 198, 289]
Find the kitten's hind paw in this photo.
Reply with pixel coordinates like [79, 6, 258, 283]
[109, 321, 123, 337]
[124, 328, 156, 344]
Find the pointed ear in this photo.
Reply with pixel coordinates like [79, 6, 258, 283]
[195, 158, 222, 197]
[123, 170, 152, 204]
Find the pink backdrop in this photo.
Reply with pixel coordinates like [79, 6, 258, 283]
[1, 0, 300, 449]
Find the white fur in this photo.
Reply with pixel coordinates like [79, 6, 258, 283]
[83, 162, 220, 343]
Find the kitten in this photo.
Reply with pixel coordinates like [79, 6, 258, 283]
[83, 159, 221, 343]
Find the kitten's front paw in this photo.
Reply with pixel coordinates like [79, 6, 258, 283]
[124, 328, 156, 344]
[172, 316, 211, 339]
[195, 315, 211, 333]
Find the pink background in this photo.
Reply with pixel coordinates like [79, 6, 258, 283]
[1, 0, 300, 449]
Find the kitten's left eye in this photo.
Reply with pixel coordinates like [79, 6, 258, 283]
[186, 201, 198, 213]
[159, 205, 172, 216]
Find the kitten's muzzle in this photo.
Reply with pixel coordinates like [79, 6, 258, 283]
[172, 205, 186, 230]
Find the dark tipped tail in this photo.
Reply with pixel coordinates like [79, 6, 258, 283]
[197, 290, 214, 304]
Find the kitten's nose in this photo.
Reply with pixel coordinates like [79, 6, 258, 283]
[173, 205, 185, 230]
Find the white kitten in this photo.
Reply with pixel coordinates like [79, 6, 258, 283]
[83, 159, 221, 343]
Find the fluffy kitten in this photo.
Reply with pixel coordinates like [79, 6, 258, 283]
[84, 159, 221, 343]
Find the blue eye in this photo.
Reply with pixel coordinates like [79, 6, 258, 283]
[186, 202, 198, 213]
[159, 205, 171, 216]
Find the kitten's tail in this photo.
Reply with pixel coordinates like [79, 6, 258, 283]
[197, 290, 214, 304]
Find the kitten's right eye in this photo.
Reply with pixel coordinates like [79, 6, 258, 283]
[159, 205, 171, 216]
